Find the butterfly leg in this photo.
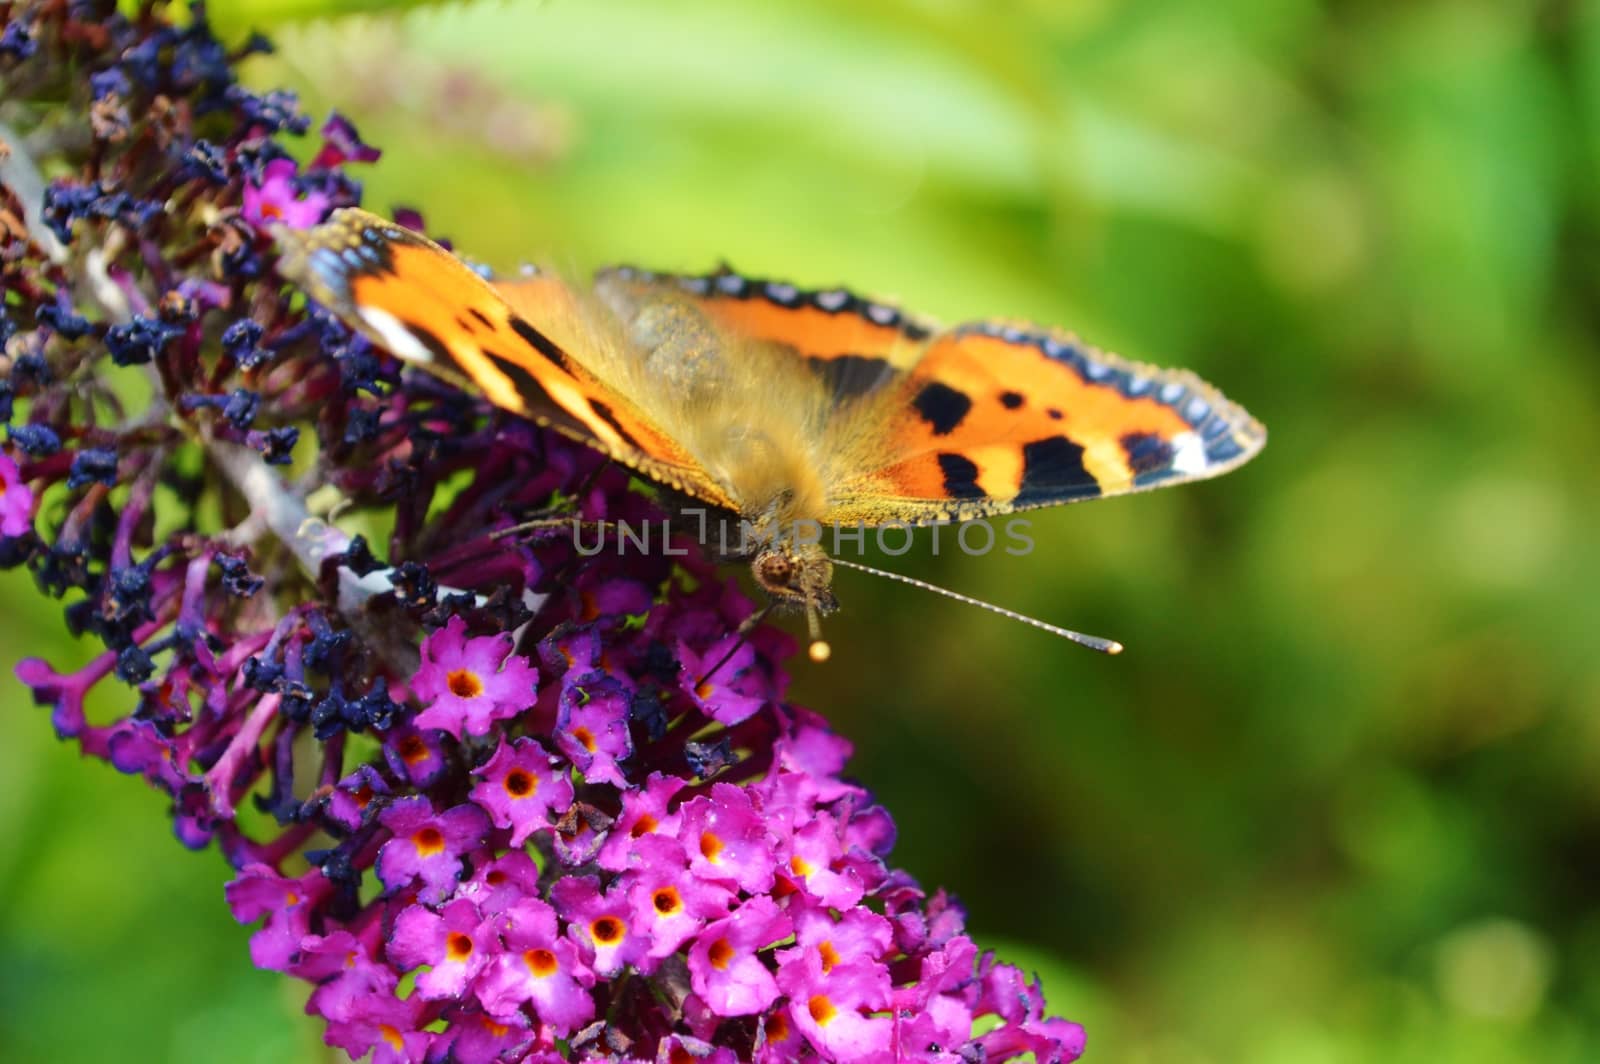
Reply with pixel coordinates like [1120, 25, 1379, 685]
[489, 457, 618, 541]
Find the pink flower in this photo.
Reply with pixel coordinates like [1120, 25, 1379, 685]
[388, 897, 499, 1000]
[412, 615, 539, 739]
[459, 851, 544, 916]
[596, 771, 685, 871]
[621, 835, 735, 963]
[775, 948, 892, 1060]
[224, 863, 331, 971]
[322, 764, 389, 832]
[290, 929, 397, 1024]
[680, 781, 776, 895]
[551, 874, 646, 978]
[469, 737, 573, 847]
[375, 796, 490, 904]
[323, 991, 431, 1064]
[475, 898, 595, 1034]
[677, 634, 768, 725]
[0, 449, 34, 538]
[553, 673, 632, 785]
[241, 158, 331, 229]
[687, 895, 791, 1016]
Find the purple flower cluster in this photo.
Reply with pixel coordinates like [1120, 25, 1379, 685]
[0, 3, 1085, 1061]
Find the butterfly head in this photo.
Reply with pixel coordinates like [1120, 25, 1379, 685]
[751, 541, 838, 662]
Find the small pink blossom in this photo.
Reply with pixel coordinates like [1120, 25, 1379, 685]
[469, 736, 573, 847]
[242, 158, 331, 229]
[412, 615, 539, 739]
[0, 449, 35, 538]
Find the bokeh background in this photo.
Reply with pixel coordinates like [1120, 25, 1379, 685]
[3, 1, 1598, 1060]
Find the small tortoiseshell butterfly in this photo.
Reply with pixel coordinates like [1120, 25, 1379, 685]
[278, 209, 1265, 658]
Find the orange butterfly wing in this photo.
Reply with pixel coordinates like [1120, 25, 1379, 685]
[283, 216, 1264, 528]
[574, 265, 934, 402]
[276, 209, 739, 510]
[504, 263, 1264, 525]
[825, 321, 1266, 524]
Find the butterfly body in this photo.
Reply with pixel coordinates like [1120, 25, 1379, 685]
[277, 208, 1265, 645]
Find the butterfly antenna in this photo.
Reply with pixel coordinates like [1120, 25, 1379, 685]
[829, 556, 1124, 655]
[696, 604, 775, 688]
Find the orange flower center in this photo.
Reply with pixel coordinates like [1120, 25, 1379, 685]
[630, 813, 658, 838]
[707, 938, 735, 970]
[447, 668, 484, 699]
[571, 726, 597, 752]
[818, 940, 841, 973]
[652, 887, 682, 916]
[446, 932, 473, 962]
[700, 832, 724, 862]
[397, 735, 428, 764]
[808, 994, 837, 1026]
[591, 916, 624, 945]
[413, 826, 444, 855]
[766, 1013, 791, 1042]
[504, 769, 536, 798]
[524, 948, 558, 977]
[379, 1024, 404, 1051]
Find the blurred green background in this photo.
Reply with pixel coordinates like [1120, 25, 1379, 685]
[4, 0, 1599, 1060]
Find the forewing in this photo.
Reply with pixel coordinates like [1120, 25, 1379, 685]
[276, 209, 740, 509]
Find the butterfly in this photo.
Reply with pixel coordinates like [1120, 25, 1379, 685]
[276, 208, 1265, 658]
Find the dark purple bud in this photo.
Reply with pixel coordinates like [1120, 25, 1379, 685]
[684, 736, 737, 778]
[115, 645, 155, 684]
[0, 22, 37, 61]
[68, 448, 120, 489]
[313, 112, 381, 169]
[222, 389, 260, 429]
[342, 406, 380, 444]
[90, 67, 131, 99]
[238, 32, 274, 57]
[224, 85, 310, 134]
[11, 354, 53, 387]
[221, 319, 268, 367]
[36, 301, 93, 339]
[105, 316, 180, 366]
[242, 655, 284, 692]
[254, 425, 299, 464]
[8, 423, 62, 456]
[311, 689, 351, 740]
[391, 562, 437, 610]
[336, 535, 383, 576]
[349, 677, 401, 732]
[119, 35, 166, 86]
[181, 139, 230, 184]
[216, 555, 263, 597]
